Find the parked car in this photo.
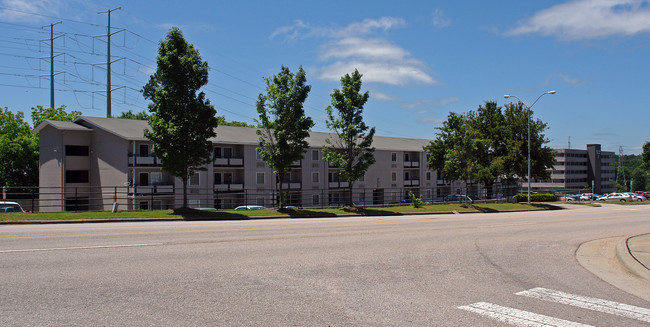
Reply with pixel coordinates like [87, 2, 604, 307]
[0, 201, 25, 213]
[387, 199, 411, 205]
[445, 194, 473, 203]
[624, 193, 647, 202]
[597, 193, 632, 202]
[234, 205, 266, 210]
[558, 194, 578, 202]
[635, 191, 650, 198]
[579, 193, 600, 201]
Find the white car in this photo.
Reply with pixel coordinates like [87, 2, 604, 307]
[597, 193, 632, 202]
[0, 201, 25, 213]
[234, 205, 266, 210]
[624, 193, 647, 202]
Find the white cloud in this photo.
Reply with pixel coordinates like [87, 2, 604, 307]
[431, 9, 451, 28]
[0, 0, 64, 22]
[540, 73, 587, 88]
[401, 97, 459, 110]
[372, 91, 401, 102]
[507, 0, 650, 40]
[271, 17, 435, 86]
[417, 117, 445, 125]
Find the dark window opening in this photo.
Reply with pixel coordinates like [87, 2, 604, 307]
[65, 145, 89, 156]
[65, 170, 89, 183]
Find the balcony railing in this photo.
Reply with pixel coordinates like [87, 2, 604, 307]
[133, 185, 174, 194]
[213, 183, 244, 192]
[281, 182, 302, 189]
[328, 181, 349, 189]
[290, 160, 302, 167]
[404, 179, 420, 186]
[129, 156, 160, 166]
[403, 161, 420, 168]
[213, 157, 244, 166]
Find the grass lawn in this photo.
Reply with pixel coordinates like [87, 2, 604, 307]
[0, 202, 555, 223]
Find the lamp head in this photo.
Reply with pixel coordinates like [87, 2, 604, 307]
[503, 95, 511, 99]
[547, 90, 556, 95]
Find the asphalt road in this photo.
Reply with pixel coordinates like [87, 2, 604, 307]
[1, 204, 649, 326]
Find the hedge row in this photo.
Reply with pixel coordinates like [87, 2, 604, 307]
[513, 193, 556, 202]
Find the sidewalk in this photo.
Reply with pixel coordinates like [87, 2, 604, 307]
[617, 233, 650, 282]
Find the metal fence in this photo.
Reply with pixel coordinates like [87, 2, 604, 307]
[1, 184, 532, 212]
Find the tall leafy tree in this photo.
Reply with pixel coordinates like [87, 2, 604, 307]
[642, 141, 650, 172]
[0, 108, 38, 187]
[116, 110, 150, 120]
[424, 111, 477, 197]
[322, 69, 375, 206]
[502, 102, 555, 182]
[466, 101, 507, 198]
[256, 65, 314, 208]
[31, 105, 81, 127]
[142, 27, 218, 208]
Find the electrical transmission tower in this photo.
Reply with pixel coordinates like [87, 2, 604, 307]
[616, 146, 627, 191]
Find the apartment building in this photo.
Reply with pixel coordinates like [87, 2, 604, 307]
[34, 116, 440, 211]
[530, 144, 616, 194]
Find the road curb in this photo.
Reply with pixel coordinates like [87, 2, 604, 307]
[615, 234, 650, 281]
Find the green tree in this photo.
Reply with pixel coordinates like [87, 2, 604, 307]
[117, 110, 150, 120]
[502, 102, 555, 182]
[31, 105, 81, 127]
[630, 168, 647, 192]
[424, 111, 477, 196]
[216, 115, 255, 128]
[466, 101, 507, 198]
[142, 27, 218, 208]
[322, 69, 375, 206]
[256, 65, 314, 208]
[0, 108, 38, 187]
[640, 142, 650, 172]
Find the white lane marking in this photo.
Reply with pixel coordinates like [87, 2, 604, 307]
[517, 287, 650, 323]
[0, 243, 163, 253]
[458, 302, 593, 327]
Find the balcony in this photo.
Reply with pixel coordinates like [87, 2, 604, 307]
[214, 183, 244, 192]
[281, 182, 302, 189]
[290, 160, 302, 168]
[129, 156, 160, 166]
[328, 181, 350, 189]
[404, 179, 420, 186]
[213, 157, 244, 167]
[133, 184, 174, 194]
[403, 161, 420, 168]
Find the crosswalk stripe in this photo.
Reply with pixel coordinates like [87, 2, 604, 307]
[516, 287, 650, 323]
[457, 302, 593, 327]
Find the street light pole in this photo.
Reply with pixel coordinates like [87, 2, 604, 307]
[503, 91, 556, 204]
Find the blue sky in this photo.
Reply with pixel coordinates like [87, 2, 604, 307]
[1, 0, 649, 154]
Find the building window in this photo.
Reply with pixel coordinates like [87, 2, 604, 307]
[65, 170, 89, 183]
[312, 149, 319, 161]
[426, 172, 431, 181]
[150, 172, 162, 186]
[404, 153, 410, 162]
[391, 172, 397, 182]
[312, 194, 320, 206]
[312, 172, 319, 183]
[256, 172, 265, 184]
[256, 197, 265, 206]
[139, 172, 149, 186]
[189, 172, 200, 186]
[359, 174, 364, 182]
[189, 200, 200, 208]
[139, 201, 149, 210]
[391, 152, 397, 162]
[65, 145, 89, 156]
[214, 147, 233, 158]
[139, 144, 149, 157]
[256, 148, 263, 160]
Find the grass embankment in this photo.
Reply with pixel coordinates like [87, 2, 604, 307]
[0, 202, 553, 222]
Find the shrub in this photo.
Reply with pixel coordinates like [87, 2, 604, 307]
[513, 193, 556, 202]
[408, 191, 424, 208]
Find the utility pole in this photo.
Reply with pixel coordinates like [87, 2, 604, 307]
[41, 21, 63, 109]
[97, 7, 124, 117]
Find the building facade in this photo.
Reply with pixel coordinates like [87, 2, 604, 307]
[529, 144, 616, 194]
[34, 116, 447, 211]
